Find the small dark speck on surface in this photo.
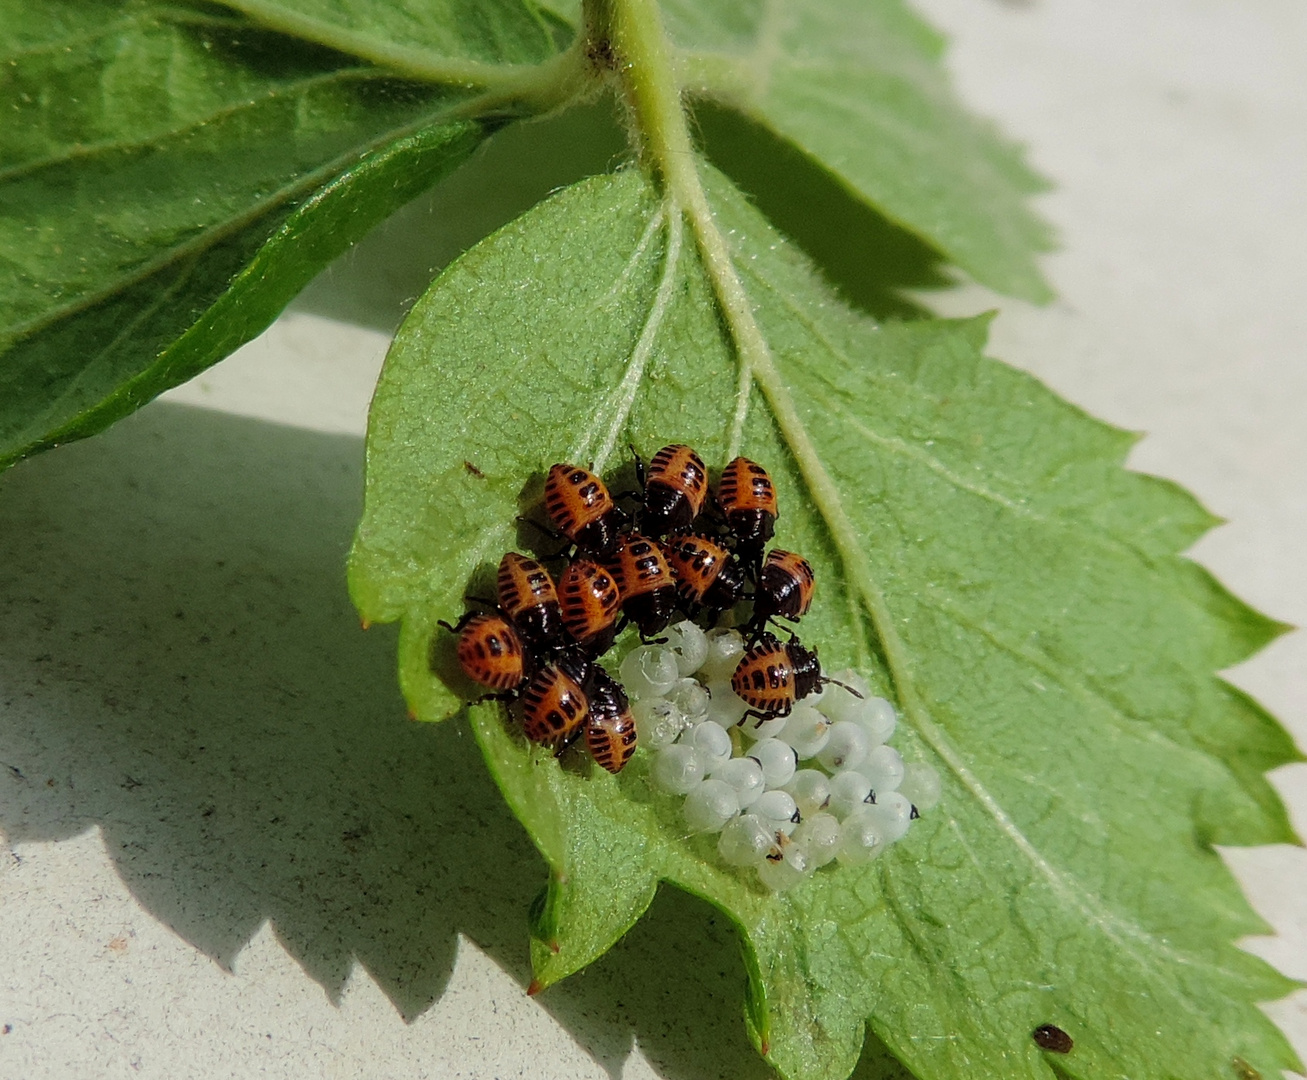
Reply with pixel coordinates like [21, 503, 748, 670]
[1032, 1023, 1073, 1053]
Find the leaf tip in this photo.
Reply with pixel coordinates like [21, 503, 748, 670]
[526, 978, 544, 997]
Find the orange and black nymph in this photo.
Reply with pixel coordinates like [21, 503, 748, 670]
[605, 532, 678, 639]
[543, 463, 623, 557]
[520, 657, 591, 745]
[497, 552, 566, 649]
[749, 549, 815, 634]
[557, 558, 622, 656]
[439, 612, 529, 692]
[635, 443, 709, 537]
[661, 533, 745, 621]
[717, 456, 778, 574]
[731, 631, 855, 724]
[584, 668, 639, 773]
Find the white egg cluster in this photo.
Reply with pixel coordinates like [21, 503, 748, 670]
[621, 621, 942, 892]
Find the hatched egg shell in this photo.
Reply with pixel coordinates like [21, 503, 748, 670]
[663, 620, 709, 676]
[739, 710, 790, 741]
[632, 697, 687, 750]
[816, 721, 870, 773]
[651, 745, 705, 794]
[827, 770, 873, 820]
[864, 790, 913, 843]
[704, 680, 750, 728]
[862, 744, 905, 794]
[711, 756, 766, 808]
[683, 778, 740, 833]
[748, 738, 798, 789]
[784, 770, 831, 818]
[666, 677, 711, 723]
[620, 645, 680, 699]
[699, 628, 746, 682]
[792, 813, 841, 867]
[850, 695, 897, 745]
[778, 704, 830, 759]
[752, 790, 800, 835]
[836, 808, 888, 866]
[682, 720, 733, 771]
[815, 669, 872, 724]
[718, 813, 774, 867]
[757, 849, 811, 892]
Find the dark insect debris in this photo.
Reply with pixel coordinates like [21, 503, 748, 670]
[1032, 1024, 1073, 1054]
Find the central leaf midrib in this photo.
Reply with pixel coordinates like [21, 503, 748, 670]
[745, 347, 1224, 988]
[731, 257, 1174, 567]
[610, 0, 1217, 996]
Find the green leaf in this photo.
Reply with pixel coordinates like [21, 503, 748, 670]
[0, 0, 584, 468]
[214, 0, 574, 70]
[350, 167, 1301, 1080]
[665, 0, 1054, 302]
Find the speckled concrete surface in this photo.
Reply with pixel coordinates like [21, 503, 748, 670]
[2, 2, 1304, 1077]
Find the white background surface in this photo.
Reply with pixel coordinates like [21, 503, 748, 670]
[2, 1, 1305, 1077]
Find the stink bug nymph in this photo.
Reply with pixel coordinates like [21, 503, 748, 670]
[542, 463, 623, 557]
[438, 612, 529, 692]
[748, 549, 815, 635]
[584, 668, 639, 773]
[497, 552, 566, 650]
[605, 532, 678, 640]
[520, 657, 591, 746]
[662, 533, 745, 622]
[717, 457, 778, 575]
[634, 443, 709, 537]
[557, 558, 622, 656]
[731, 632, 860, 724]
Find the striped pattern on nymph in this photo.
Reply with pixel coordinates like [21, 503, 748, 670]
[520, 662, 590, 744]
[584, 669, 638, 773]
[453, 613, 526, 691]
[557, 559, 622, 654]
[640, 443, 709, 536]
[497, 552, 564, 648]
[544, 463, 619, 555]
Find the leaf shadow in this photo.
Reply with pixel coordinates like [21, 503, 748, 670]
[0, 402, 917, 1080]
[0, 403, 537, 1020]
[289, 99, 632, 335]
[692, 102, 953, 320]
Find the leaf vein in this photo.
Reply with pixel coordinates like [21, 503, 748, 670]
[0, 67, 384, 186]
[1, 100, 477, 346]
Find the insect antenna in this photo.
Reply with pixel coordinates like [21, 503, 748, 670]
[437, 610, 479, 633]
[820, 675, 864, 698]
